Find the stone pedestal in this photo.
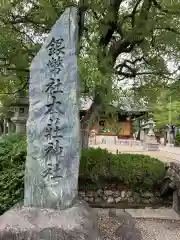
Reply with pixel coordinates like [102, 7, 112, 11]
[0, 200, 101, 240]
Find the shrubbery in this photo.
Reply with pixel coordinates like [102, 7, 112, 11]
[0, 134, 166, 214]
[80, 148, 166, 191]
[175, 132, 180, 146]
[0, 134, 26, 215]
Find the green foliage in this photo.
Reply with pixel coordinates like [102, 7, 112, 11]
[0, 135, 166, 214]
[80, 148, 113, 181]
[0, 134, 26, 170]
[0, 0, 180, 116]
[152, 89, 180, 127]
[175, 132, 180, 146]
[0, 134, 26, 214]
[80, 148, 166, 192]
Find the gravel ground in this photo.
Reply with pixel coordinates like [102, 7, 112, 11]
[98, 215, 180, 240]
[99, 215, 121, 240]
[136, 219, 180, 240]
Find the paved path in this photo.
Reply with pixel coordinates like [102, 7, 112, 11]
[90, 143, 180, 163]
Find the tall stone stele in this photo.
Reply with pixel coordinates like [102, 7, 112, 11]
[0, 7, 101, 240]
[24, 7, 81, 210]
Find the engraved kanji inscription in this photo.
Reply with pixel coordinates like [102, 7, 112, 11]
[44, 141, 63, 159]
[46, 37, 65, 56]
[42, 162, 62, 180]
[45, 125, 63, 140]
[45, 95, 64, 115]
[47, 56, 63, 74]
[45, 78, 63, 95]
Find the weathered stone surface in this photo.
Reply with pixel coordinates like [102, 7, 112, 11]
[166, 162, 180, 191]
[109, 210, 142, 240]
[121, 190, 126, 198]
[115, 225, 142, 240]
[79, 191, 86, 197]
[109, 209, 135, 227]
[24, 7, 80, 209]
[0, 201, 101, 240]
[77, 188, 161, 206]
[160, 178, 172, 195]
[126, 191, 132, 197]
[115, 197, 122, 203]
[104, 190, 113, 196]
[95, 197, 102, 203]
[97, 189, 103, 196]
[164, 161, 180, 215]
[173, 190, 180, 215]
[141, 192, 154, 198]
[88, 197, 94, 203]
[114, 190, 121, 197]
[107, 196, 114, 203]
[86, 191, 94, 197]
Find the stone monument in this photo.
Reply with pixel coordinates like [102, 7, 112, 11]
[0, 7, 100, 240]
[142, 119, 159, 151]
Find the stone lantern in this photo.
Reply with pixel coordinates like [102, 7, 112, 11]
[10, 91, 29, 134]
[142, 119, 159, 151]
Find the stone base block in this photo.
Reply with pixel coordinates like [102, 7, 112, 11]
[0, 200, 101, 240]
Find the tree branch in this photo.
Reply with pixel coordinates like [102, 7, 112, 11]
[0, 80, 28, 95]
[109, 0, 153, 64]
[155, 27, 180, 35]
[0, 65, 29, 73]
[78, 0, 88, 42]
[99, 0, 124, 47]
[132, 0, 142, 27]
[152, 0, 180, 14]
[8, 13, 50, 31]
[116, 69, 173, 79]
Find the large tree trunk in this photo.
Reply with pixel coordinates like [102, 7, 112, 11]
[81, 129, 89, 149]
[80, 95, 101, 148]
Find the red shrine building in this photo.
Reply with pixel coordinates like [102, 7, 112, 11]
[80, 97, 148, 139]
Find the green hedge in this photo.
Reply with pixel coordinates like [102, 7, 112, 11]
[0, 134, 166, 214]
[80, 148, 166, 191]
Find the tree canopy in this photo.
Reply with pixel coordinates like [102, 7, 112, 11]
[0, 0, 180, 127]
